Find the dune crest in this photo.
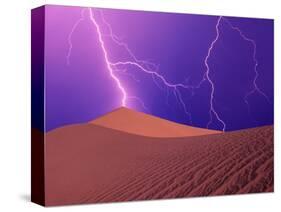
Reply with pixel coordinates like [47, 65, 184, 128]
[90, 107, 221, 137]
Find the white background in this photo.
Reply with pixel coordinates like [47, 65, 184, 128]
[0, 0, 279, 211]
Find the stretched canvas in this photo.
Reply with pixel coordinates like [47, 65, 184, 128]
[31, 5, 274, 206]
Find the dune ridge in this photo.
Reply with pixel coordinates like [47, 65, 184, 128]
[90, 107, 221, 138]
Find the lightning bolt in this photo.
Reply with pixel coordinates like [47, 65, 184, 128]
[222, 17, 270, 109]
[87, 8, 128, 107]
[203, 16, 226, 131]
[67, 8, 269, 132]
[67, 8, 193, 123]
[196, 16, 270, 131]
[110, 60, 193, 122]
[98, 10, 193, 122]
[66, 9, 87, 66]
[67, 8, 128, 106]
[99, 10, 158, 71]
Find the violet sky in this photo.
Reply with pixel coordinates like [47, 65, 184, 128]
[39, 5, 273, 131]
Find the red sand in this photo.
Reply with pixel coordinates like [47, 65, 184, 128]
[91, 107, 221, 137]
[45, 109, 273, 206]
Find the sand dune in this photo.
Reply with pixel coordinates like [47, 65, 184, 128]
[90, 107, 221, 137]
[45, 123, 273, 206]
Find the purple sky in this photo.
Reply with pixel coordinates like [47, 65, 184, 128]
[36, 5, 273, 132]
